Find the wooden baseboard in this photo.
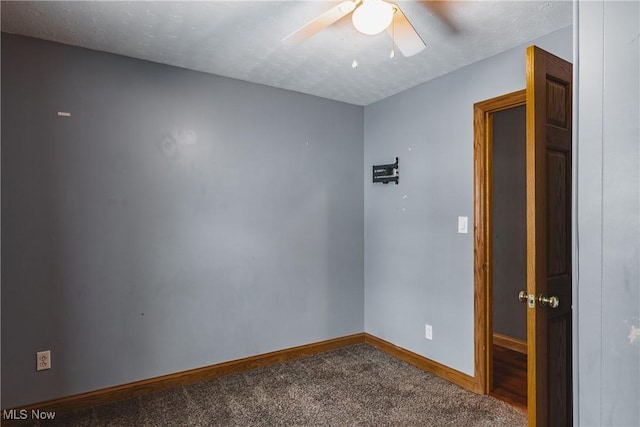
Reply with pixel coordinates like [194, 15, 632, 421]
[364, 333, 476, 392]
[493, 333, 527, 354]
[2, 333, 365, 425]
[4, 332, 480, 425]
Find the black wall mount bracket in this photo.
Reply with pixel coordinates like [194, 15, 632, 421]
[373, 157, 399, 185]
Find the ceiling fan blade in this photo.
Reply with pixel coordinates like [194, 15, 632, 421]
[282, 0, 361, 46]
[387, 5, 426, 57]
[422, 1, 460, 34]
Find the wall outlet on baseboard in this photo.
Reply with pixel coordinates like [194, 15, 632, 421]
[425, 324, 433, 340]
[36, 350, 51, 371]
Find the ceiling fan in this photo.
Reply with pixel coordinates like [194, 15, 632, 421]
[282, 0, 456, 58]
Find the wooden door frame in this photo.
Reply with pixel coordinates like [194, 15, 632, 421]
[473, 89, 527, 394]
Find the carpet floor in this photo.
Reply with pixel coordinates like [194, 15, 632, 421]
[37, 344, 526, 426]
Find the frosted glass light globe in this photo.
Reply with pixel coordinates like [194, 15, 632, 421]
[352, 0, 394, 36]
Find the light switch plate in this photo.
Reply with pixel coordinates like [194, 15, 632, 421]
[458, 216, 468, 234]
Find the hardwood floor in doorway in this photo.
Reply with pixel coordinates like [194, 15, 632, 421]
[490, 345, 527, 411]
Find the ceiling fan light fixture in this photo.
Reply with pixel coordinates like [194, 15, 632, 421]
[352, 0, 394, 36]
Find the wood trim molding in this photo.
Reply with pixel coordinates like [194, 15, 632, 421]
[364, 334, 475, 392]
[4, 333, 484, 425]
[493, 333, 527, 354]
[2, 334, 365, 425]
[473, 89, 527, 395]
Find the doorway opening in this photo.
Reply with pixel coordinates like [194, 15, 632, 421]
[489, 102, 528, 410]
[473, 90, 528, 411]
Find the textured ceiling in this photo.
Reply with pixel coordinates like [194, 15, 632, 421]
[0, 1, 572, 106]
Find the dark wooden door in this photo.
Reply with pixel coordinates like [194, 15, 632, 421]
[525, 46, 573, 427]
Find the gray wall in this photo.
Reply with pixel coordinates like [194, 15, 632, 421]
[364, 27, 572, 375]
[577, 1, 640, 426]
[492, 106, 527, 342]
[1, 34, 364, 408]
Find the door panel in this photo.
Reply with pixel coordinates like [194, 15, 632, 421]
[546, 150, 568, 277]
[526, 46, 573, 427]
[548, 315, 569, 427]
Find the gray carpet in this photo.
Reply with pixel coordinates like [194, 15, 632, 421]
[38, 344, 526, 426]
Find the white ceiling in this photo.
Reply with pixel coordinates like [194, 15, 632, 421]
[0, 1, 572, 106]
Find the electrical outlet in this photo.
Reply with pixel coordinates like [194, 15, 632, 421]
[36, 350, 51, 371]
[425, 324, 433, 340]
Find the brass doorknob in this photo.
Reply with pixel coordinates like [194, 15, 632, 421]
[518, 291, 528, 303]
[538, 294, 560, 308]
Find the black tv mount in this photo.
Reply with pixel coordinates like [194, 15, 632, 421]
[373, 157, 399, 185]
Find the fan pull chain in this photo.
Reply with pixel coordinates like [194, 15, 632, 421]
[352, 26, 359, 69]
[390, 7, 396, 59]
